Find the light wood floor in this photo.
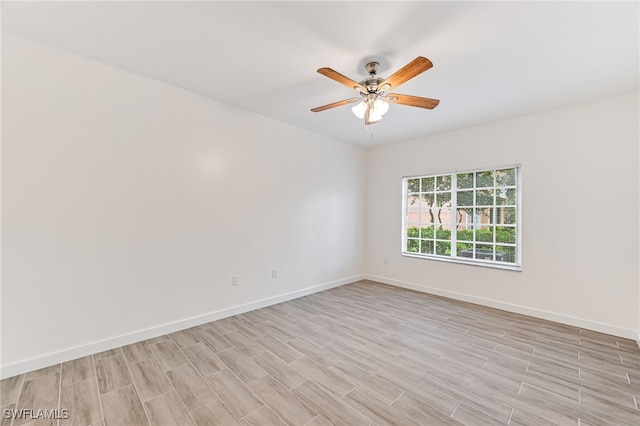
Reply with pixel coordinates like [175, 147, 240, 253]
[1, 280, 639, 425]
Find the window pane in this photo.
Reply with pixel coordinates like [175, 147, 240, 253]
[436, 241, 451, 256]
[457, 190, 473, 206]
[433, 208, 452, 225]
[476, 189, 494, 206]
[475, 207, 494, 224]
[496, 245, 516, 263]
[407, 195, 420, 208]
[475, 227, 494, 242]
[457, 228, 473, 241]
[420, 226, 435, 239]
[496, 168, 516, 186]
[407, 226, 420, 238]
[496, 226, 516, 244]
[476, 170, 494, 188]
[495, 188, 515, 207]
[436, 226, 451, 240]
[406, 209, 420, 224]
[436, 192, 452, 206]
[420, 240, 434, 254]
[458, 243, 473, 258]
[505, 188, 517, 205]
[407, 178, 420, 193]
[407, 239, 419, 252]
[457, 172, 474, 189]
[407, 205, 435, 225]
[421, 177, 434, 192]
[436, 175, 451, 191]
[476, 244, 494, 260]
[456, 208, 473, 225]
[421, 193, 435, 205]
[501, 207, 517, 224]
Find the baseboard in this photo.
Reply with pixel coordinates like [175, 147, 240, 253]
[0, 274, 363, 379]
[364, 274, 640, 342]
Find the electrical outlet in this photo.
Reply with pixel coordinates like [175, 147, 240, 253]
[272, 269, 278, 279]
[232, 276, 239, 286]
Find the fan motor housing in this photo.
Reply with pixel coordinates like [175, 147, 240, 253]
[360, 61, 384, 93]
[360, 77, 383, 93]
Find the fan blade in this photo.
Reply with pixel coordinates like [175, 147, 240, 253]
[377, 57, 433, 92]
[385, 93, 440, 109]
[317, 68, 368, 93]
[310, 98, 360, 112]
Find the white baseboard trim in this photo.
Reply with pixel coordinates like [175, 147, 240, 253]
[364, 274, 640, 342]
[0, 274, 363, 379]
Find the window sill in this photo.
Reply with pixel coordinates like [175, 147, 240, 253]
[402, 252, 522, 271]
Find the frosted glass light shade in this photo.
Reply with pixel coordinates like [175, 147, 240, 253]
[351, 101, 367, 119]
[373, 98, 389, 116]
[368, 109, 383, 122]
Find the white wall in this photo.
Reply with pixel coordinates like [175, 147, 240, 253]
[365, 91, 640, 340]
[2, 33, 638, 379]
[1, 33, 365, 377]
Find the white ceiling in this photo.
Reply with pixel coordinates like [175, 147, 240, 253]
[2, 1, 638, 147]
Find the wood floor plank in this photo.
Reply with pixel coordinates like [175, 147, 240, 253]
[287, 338, 340, 368]
[225, 331, 266, 357]
[121, 342, 154, 366]
[144, 390, 195, 426]
[329, 361, 402, 405]
[251, 351, 306, 390]
[60, 377, 102, 426]
[95, 353, 132, 395]
[216, 348, 267, 383]
[168, 330, 200, 349]
[61, 356, 94, 386]
[291, 380, 370, 426]
[149, 340, 188, 372]
[194, 329, 233, 354]
[241, 406, 287, 426]
[165, 364, 217, 411]
[255, 335, 304, 364]
[129, 358, 172, 402]
[13, 372, 60, 426]
[376, 365, 460, 415]
[181, 343, 226, 376]
[290, 357, 355, 398]
[191, 398, 241, 426]
[343, 387, 422, 426]
[391, 392, 464, 425]
[7, 280, 640, 425]
[101, 384, 148, 426]
[0, 374, 24, 406]
[0, 403, 15, 426]
[205, 369, 263, 419]
[249, 375, 316, 426]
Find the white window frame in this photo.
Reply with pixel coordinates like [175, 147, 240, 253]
[401, 165, 522, 271]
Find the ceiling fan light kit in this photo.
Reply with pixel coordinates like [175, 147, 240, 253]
[311, 56, 440, 127]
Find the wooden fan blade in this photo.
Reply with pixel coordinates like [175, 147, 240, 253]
[377, 57, 433, 92]
[385, 93, 440, 109]
[310, 98, 360, 112]
[317, 68, 368, 93]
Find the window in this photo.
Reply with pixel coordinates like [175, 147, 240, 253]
[402, 166, 520, 269]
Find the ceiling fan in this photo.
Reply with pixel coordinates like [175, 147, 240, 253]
[311, 56, 440, 125]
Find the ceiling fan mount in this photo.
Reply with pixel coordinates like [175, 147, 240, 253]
[311, 56, 440, 126]
[364, 61, 380, 75]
